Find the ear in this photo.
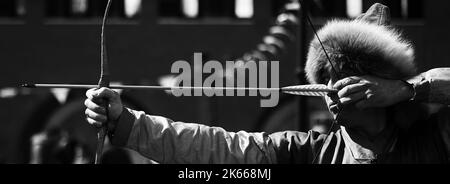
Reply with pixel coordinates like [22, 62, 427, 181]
[354, 3, 391, 26]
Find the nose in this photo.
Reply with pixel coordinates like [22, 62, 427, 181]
[324, 80, 341, 114]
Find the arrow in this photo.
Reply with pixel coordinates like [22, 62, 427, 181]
[22, 83, 337, 97]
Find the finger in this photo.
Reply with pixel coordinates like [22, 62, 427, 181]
[327, 90, 340, 100]
[84, 99, 107, 114]
[333, 76, 362, 90]
[340, 91, 367, 105]
[86, 88, 97, 99]
[85, 108, 107, 122]
[86, 88, 118, 101]
[86, 118, 103, 128]
[338, 83, 370, 98]
[329, 104, 340, 114]
[94, 87, 119, 100]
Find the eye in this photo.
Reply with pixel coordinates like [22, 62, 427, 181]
[318, 67, 330, 84]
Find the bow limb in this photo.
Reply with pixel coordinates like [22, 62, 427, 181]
[95, 0, 113, 165]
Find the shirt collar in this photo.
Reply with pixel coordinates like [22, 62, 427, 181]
[340, 125, 398, 161]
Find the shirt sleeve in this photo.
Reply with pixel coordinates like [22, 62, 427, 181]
[407, 68, 450, 105]
[406, 68, 450, 161]
[110, 108, 279, 164]
[109, 108, 322, 164]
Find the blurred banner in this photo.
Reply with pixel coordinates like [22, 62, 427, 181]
[182, 0, 199, 18]
[346, 0, 363, 18]
[235, 0, 254, 18]
[70, 0, 88, 16]
[124, 0, 141, 18]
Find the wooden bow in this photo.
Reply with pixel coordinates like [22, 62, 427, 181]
[22, 0, 340, 164]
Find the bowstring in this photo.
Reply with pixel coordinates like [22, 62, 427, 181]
[298, 0, 341, 164]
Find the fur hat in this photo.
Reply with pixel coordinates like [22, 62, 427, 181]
[305, 3, 417, 84]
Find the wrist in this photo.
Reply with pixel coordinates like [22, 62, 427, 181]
[108, 106, 124, 133]
[406, 75, 430, 103]
[399, 80, 415, 101]
[108, 107, 135, 147]
[112, 106, 124, 122]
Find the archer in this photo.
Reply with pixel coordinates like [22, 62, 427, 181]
[84, 3, 450, 164]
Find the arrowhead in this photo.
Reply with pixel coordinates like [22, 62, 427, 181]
[21, 83, 35, 88]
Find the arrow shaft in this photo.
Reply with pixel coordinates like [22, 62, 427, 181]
[25, 84, 279, 91]
[23, 83, 338, 93]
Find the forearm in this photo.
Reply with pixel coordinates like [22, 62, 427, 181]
[109, 108, 277, 164]
[408, 68, 450, 105]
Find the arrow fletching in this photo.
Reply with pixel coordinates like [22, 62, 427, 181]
[281, 84, 337, 97]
